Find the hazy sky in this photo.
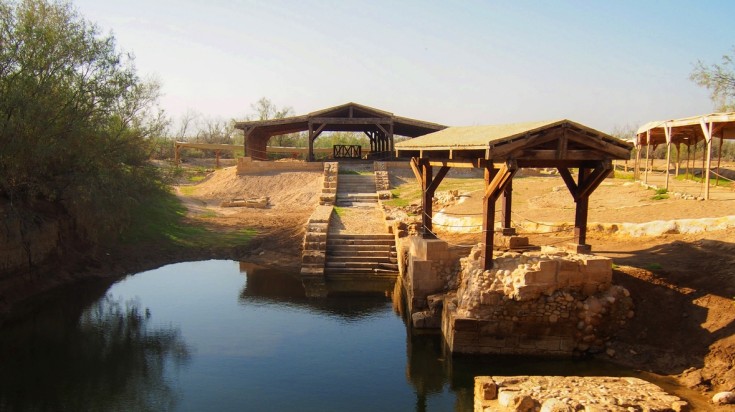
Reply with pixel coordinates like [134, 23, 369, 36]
[74, 0, 734, 134]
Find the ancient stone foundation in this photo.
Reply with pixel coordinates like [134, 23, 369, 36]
[443, 245, 633, 356]
[474, 376, 689, 412]
[401, 237, 462, 328]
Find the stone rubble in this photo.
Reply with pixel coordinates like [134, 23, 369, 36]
[443, 245, 633, 355]
[474, 376, 690, 412]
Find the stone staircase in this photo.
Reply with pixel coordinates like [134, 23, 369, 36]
[336, 174, 378, 207]
[324, 233, 399, 280]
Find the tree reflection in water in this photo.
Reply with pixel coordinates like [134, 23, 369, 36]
[0, 295, 190, 411]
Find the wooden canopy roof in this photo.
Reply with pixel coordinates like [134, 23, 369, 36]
[234, 102, 446, 161]
[635, 112, 735, 147]
[396, 119, 633, 269]
[395, 119, 632, 167]
[234, 102, 446, 137]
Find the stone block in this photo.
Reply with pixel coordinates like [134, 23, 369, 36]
[534, 336, 562, 352]
[582, 282, 600, 297]
[423, 239, 450, 260]
[474, 378, 498, 401]
[454, 318, 479, 332]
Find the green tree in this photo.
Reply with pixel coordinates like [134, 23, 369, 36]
[690, 46, 735, 111]
[0, 0, 166, 241]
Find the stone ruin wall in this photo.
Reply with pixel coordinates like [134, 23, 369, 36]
[443, 245, 634, 356]
[300, 163, 338, 297]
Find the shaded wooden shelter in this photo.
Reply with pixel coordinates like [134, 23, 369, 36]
[635, 112, 735, 199]
[234, 102, 446, 161]
[395, 119, 632, 270]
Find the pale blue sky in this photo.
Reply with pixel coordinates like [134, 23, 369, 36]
[74, 0, 734, 133]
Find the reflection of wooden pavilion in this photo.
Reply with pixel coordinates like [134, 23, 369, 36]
[234, 102, 446, 161]
[395, 119, 632, 270]
[635, 112, 735, 200]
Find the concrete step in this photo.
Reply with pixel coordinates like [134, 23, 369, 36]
[326, 261, 399, 270]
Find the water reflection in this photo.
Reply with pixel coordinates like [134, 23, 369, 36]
[0, 261, 650, 412]
[0, 291, 189, 411]
[238, 262, 393, 321]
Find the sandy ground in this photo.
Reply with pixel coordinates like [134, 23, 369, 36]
[177, 164, 735, 403]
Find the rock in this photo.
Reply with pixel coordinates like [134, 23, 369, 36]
[712, 391, 735, 405]
[606, 348, 615, 357]
[541, 398, 573, 412]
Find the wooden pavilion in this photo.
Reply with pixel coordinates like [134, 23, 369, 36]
[233, 102, 446, 161]
[395, 119, 632, 270]
[635, 112, 735, 199]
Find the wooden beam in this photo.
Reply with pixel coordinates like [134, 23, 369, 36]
[427, 165, 450, 194]
[513, 149, 608, 161]
[565, 130, 632, 159]
[427, 159, 487, 168]
[310, 117, 392, 125]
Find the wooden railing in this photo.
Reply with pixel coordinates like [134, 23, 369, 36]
[333, 145, 362, 159]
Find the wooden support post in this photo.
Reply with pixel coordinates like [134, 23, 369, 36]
[501, 180, 515, 236]
[308, 123, 315, 162]
[215, 150, 221, 169]
[634, 141, 641, 180]
[716, 137, 724, 187]
[174, 142, 180, 165]
[558, 161, 610, 254]
[701, 118, 713, 199]
[675, 143, 681, 177]
[481, 160, 518, 270]
[664, 124, 672, 190]
[644, 139, 650, 184]
[482, 165, 498, 270]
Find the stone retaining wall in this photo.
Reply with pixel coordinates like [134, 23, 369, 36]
[443, 246, 633, 356]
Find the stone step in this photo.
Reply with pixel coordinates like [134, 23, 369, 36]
[336, 193, 378, 199]
[328, 256, 397, 264]
[324, 259, 398, 270]
[335, 201, 378, 207]
[328, 244, 395, 252]
[324, 267, 399, 276]
[329, 233, 395, 240]
[328, 250, 397, 258]
[328, 238, 396, 246]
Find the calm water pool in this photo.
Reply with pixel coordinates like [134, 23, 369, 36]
[0, 260, 648, 411]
